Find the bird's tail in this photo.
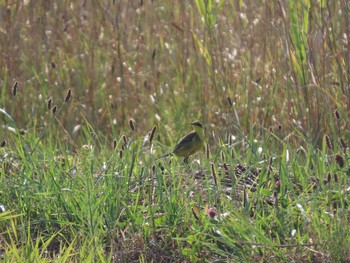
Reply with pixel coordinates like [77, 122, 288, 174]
[156, 152, 173, 160]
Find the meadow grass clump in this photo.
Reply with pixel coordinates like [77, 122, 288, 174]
[0, 0, 349, 262]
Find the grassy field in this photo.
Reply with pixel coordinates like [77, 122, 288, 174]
[0, 1, 349, 262]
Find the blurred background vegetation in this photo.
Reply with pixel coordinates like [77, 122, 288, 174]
[1, 0, 348, 150]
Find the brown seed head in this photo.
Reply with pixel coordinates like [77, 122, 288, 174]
[335, 153, 344, 168]
[12, 81, 18, 96]
[52, 105, 58, 114]
[113, 139, 117, 150]
[334, 109, 340, 120]
[64, 89, 71, 102]
[129, 118, 135, 131]
[1, 140, 6, 147]
[149, 126, 157, 144]
[334, 173, 338, 182]
[152, 49, 156, 60]
[211, 162, 217, 186]
[47, 98, 52, 110]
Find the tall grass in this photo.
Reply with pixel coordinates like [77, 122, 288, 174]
[0, 0, 349, 262]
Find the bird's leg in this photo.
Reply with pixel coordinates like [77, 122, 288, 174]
[183, 157, 192, 172]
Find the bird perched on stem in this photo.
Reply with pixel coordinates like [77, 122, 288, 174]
[159, 121, 205, 163]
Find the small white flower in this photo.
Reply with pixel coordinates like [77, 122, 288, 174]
[291, 229, 297, 237]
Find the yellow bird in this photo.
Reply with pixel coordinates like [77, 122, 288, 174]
[160, 121, 205, 163]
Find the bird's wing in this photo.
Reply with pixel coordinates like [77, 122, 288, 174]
[172, 131, 198, 152]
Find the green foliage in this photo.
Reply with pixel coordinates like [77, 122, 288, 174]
[194, 0, 225, 31]
[289, 0, 309, 85]
[0, 0, 349, 262]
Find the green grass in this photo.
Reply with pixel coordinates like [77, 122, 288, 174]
[0, 1, 350, 262]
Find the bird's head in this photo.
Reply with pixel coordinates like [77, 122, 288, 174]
[191, 121, 205, 140]
[191, 121, 203, 129]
